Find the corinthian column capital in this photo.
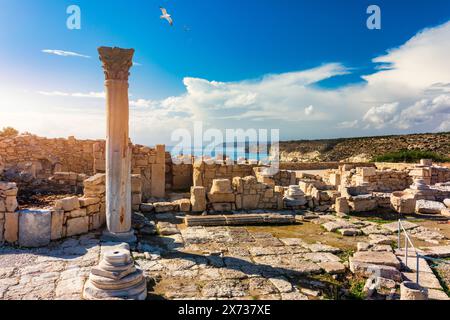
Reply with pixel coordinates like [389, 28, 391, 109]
[98, 47, 135, 81]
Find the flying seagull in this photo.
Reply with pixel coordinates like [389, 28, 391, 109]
[160, 7, 173, 26]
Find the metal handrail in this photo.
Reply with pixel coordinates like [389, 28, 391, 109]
[397, 219, 450, 285]
[397, 219, 421, 284]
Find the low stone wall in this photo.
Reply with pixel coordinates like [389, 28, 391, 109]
[254, 167, 296, 187]
[0, 134, 166, 201]
[1, 172, 146, 247]
[351, 167, 412, 192]
[279, 162, 374, 171]
[193, 162, 257, 190]
[0, 134, 98, 179]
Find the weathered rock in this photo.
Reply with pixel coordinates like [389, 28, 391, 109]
[349, 262, 402, 281]
[335, 197, 349, 214]
[66, 216, 89, 237]
[55, 196, 80, 212]
[174, 199, 191, 212]
[318, 261, 346, 274]
[18, 209, 51, 247]
[350, 251, 401, 269]
[190, 186, 206, 212]
[444, 198, 450, 208]
[153, 202, 176, 213]
[157, 222, 180, 236]
[400, 281, 428, 300]
[338, 228, 362, 236]
[4, 212, 19, 243]
[415, 200, 446, 214]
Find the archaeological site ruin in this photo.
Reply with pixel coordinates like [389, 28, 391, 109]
[0, 46, 449, 302]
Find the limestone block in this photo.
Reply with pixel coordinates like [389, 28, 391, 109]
[191, 186, 206, 212]
[212, 203, 232, 212]
[51, 209, 64, 240]
[66, 208, 87, 218]
[79, 197, 100, 207]
[18, 209, 51, 247]
[174, 199, 191, 212]
[207, 193, 235, 203]
[153, 202, 176, 213]
[242, 194, 260, 209]
[210, 179, 232, 194]
[0, 199, 5, 212]
[131, 193, 142, 206]
[131, 174, 142, 193]
[5, 196, 18, 212]
[56, 196, 80, 211]
[151, 164, 165, 198]
[90, 213, 102, 231]
[84, 173, 106, 187]
[86, 204, 101, 215]
[335, 197, 349, 214]
[66, 216, 89, 237]
[400, 281, 428, 300]
[156, 145, 166, 164]
[4, 212, 19, 243]
[443, 198, 450, 208]
[416, 200, 446, 214]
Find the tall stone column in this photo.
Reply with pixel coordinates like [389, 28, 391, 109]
[98, 46, 136, 243]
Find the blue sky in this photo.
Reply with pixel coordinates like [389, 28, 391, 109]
[0, 0, 449, 145]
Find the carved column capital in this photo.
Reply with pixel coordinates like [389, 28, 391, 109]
[98, 47, 135, 81]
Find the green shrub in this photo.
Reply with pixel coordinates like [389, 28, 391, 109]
[372, 150, 450, 163]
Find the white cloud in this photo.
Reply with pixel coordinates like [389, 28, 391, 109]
[8, 20, 448, 145]
[363, 102, 399, 129]
[337, 120, 359, 129]
[42, 49, 91, 59]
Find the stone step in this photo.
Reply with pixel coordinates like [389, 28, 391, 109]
[185, 214, 295, 227]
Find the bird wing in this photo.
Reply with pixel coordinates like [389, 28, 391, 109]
[160, 7, 167, 15]
[167, 16, 173, 26]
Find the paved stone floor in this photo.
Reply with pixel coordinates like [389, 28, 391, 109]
[0, 211, 449, 300]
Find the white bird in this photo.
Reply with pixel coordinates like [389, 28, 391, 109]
[160, 7, 173, 26]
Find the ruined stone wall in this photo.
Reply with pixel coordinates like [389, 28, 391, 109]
[254, 167, 296, 187]
[279, 162, 374, 171]
[0, 134, 98, 179]
[89, 141, 165, 201]
[351, 168, 412, 192]
[193, 162, 257, 190]
[0, 134, 166, 201]
[430, 167, 450, 185]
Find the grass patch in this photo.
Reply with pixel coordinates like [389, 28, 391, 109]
[347, 278, 366, 300]
[372, 149, 450, 163]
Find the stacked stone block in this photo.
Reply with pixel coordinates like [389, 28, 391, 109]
[93, 142, 165, 200]
[0, 182, 19, 244]
[193, 161, 257, 190]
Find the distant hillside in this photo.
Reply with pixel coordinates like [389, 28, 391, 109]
[279, 132, 450, 162]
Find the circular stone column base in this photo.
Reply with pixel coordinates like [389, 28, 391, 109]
[101, 229, 137, 244]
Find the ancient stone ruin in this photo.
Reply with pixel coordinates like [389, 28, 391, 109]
[1, 47, 449, 301]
